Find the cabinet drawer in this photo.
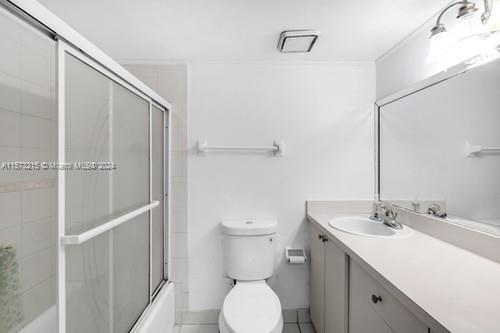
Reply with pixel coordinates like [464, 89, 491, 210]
[350, 262, 428, 333]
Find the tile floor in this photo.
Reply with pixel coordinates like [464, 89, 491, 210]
[174, 323, 315, 333]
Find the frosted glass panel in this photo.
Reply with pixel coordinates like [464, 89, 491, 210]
[112, 82, 149, 213]
[112, 82, 150, 331]
[65, 54, 111, 235]
[65, 234, 110, 333]
[65, 54, 150, 332]
[152, 105, 165, 290]
[65, 53, 112, 333]
[0, 9, 57, 333]
[113, 214, 149, 331]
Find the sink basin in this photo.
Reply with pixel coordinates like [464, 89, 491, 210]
[328, 216, 411, 238]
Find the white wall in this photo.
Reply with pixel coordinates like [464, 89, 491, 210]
[376, 19, 442, 100]
[187, 62, 375, 311]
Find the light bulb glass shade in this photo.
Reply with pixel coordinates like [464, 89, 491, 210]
[453, 10, 489, 42]
[440, 11, 492, 67]
[426, 30, 451, 63]
[443, 34, 496, 67]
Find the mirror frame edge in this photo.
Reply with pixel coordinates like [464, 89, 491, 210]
[374, 61, 474, 206]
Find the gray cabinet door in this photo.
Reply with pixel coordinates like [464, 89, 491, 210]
[325, 240, 348, 333]
[350, 261, 428, 333]
[310, 225, 325, 333]
[350, 261, 394, 333]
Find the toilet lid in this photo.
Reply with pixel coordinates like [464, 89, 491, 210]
[222, 282, 282, 333]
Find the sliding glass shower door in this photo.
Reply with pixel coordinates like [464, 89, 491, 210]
[61, 49, 168, 332]
[64, 52, 151, 332]
[0, 3, 170, 332]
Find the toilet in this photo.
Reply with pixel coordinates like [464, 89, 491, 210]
[219, 220, 283, 333]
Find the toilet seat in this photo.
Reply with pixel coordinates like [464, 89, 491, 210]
[220, 281, 283, 333]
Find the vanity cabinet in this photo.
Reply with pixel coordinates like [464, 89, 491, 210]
[349, 261, 428, 333]
[310, 226, 348, 333]
[310, 225, 429, 333]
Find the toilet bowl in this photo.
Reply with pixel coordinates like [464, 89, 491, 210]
[219, 220, 283, 333]
[219, 281, 283, 333]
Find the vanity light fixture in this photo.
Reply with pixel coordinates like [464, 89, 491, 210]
[427, 0, 500, 66]
[277, 30, 320, 53]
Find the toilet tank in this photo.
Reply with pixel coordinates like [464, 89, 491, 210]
[221, 220, 278, 281]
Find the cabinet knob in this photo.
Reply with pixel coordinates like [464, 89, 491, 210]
[318, 234, 328, 242]
[371, 294, 382, 304]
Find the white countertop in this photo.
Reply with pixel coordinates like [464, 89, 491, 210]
[307, 202, 500, 333]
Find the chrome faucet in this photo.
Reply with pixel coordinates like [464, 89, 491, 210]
[427, 204, 447, 218]
[370, 202, 403, 230]
[380, 206, 403, 230]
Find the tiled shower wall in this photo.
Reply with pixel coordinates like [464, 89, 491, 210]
[124, 64, 189, 322]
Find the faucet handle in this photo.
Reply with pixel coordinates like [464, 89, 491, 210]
[386, 209, 397, 219]
[428, 203, 447, 218]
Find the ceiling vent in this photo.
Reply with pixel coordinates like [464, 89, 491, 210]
[277, 30, 320, 53]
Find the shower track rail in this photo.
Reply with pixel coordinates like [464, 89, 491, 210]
[60, 201, 159, 245]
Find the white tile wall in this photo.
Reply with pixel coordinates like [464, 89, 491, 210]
[0, 147, 21, 183]
[21, 188, 52, 223]
[0, 35, 21, 76]
[171, 206, 188, 233]
[21, 81, 54, 119]
[171, 178, 188, 209]
[20, 217, 52, 257]
[172, 233, 189, 258]
[0, 191, 22, 228]
[0, 71, 22, 112]
[0, 225, 21, 251]
[0, 109, 21, 147]
[171, 258, 189, 283]
[19, 248, 52, 292]
[21, 115, 51, 149]
[21, 278, 55, 328]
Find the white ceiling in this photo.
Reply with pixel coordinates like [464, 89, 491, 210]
[38, 0, 449, 62]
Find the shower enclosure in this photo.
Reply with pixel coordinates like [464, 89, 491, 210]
[0, 1, 171, 332]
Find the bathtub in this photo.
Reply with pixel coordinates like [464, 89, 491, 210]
[18, 305, 57, 333]
[135, 282, 176, 333]
[17, 282, 175, 333]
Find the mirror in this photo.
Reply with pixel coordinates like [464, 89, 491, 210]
[378, 58, 500, 236]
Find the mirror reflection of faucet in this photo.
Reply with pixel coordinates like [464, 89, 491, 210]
[411, 200, 421, 213]
[427, 204, 447, 219]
